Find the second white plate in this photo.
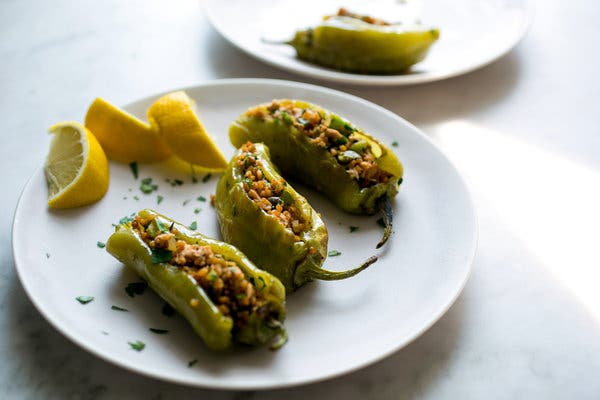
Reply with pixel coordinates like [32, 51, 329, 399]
[13, 79, 476, 389]
[204, 0, 533, 85]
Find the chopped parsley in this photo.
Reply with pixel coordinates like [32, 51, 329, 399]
[111, 305, 128, 312]
[140, 177, 158, 194]
[97, 241, 106, 248]
[196, 196, 206, 202]
[157, 195, 164, 204]
[191, 165, 198, 183]
[392, 141, 399, 147]
[183, 199, 190, 206]
[349, 226, 359, 233]
[188, 359, 198, 368]
[189, 221, 197, 230]
[76, 296, 94, 304]
[151, 248, 173, 264]
[155, 219, 169, 233]
[149, 328, 169, 334]
[207, 270, 218, 282]
[166, 178, 184, 187]
[194, 208, 201, 214]
[202, 173, 212, 183]
[376, 218, 386, 228]
[328, 250, 342, 257]
[162, 302, 175, 316]
[125, 281, 148, 298]
[129, 162, 139, 179]
[128, 340, 145, 351]
[118, 215, 134, 225]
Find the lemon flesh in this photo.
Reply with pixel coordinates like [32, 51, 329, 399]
[147, 91, 227, 170]
[85, 97, 171, 163]
[44, 122, 109, 208]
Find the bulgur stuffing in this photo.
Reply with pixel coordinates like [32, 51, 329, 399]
[326, 8, 391, 26]
[236, 142, 305, 241]
[246, 101, 393, 188]
[132, 215, 269, 330]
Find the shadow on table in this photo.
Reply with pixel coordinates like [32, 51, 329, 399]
[203, 27, 523, 130]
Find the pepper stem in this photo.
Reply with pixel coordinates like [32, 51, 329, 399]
[260, 37, 291, 45]
[308, 255, 377, 281]
[376, 197, 393, 249]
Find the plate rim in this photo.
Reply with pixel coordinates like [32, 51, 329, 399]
[202, 0, 535, 86]
[12, 78, 478, 389]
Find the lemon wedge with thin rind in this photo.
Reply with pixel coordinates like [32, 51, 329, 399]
[85, 97, 171, 163]
[147, 91, 227, 170]
[44, 122, 109, 209]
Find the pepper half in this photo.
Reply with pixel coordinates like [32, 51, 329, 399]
[106, 209, 287, 351]
[275, 8, 439, 74]
[229, 99, 403, 247]
[215, 142, 377, 293]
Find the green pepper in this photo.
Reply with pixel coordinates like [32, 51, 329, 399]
[272, 8, 439, 74]
[106, 209, 287, 351]
[229, 99, 403, 248]
[215, 142, 377, 293]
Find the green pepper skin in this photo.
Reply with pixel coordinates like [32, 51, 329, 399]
[106, 209, 286, 351]
[216, 143, 330, 293]
[229, 100, 403, 216]
[289, 16, 439, 74]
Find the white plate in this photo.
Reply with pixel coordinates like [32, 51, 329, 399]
[204, 0, 533, 86]
[12, 79, 476, 389]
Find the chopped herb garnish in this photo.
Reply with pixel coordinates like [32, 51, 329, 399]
[151, 248, 173, 264]
[191, 165, 198, 183]
[111, 305, 128, 312]
[280, 191, 294, 206]
[189, 221, 197, 230]
[155, 219, 168, 233]
[162, 302, 175, 316]
[376, 217, 386, 228]
[392, 141, 399, 147]
[133, 196, 140, 201]
[128, 341, 145, 351]
[349, 226, 359, 233]
[97, 241, 106, 248]
[197, 196, 206, 202]
[207, 270, 218, 282]
[183, 199, 190, 206]
[101, 331, 109, 335]
[157, 195, 164, 204]
[76, 296, 94, 304]
[188, 359, 198, 368]
[129, 162, 139, 179]
[202, 173, 212, 183]
[194, 208, 201, 214]
[46, 253, 50, 258]
[328, 250, 342, 257]
[398, 177, 403, 185]
[125, 281, 148, 298]
[123, 196, 127, 200]
[236, 293, 246, 299]
[166, 178, 184, 187]
[140, 177, 158, 194]
[149, 328, 169, 334]
[118, 216, 134, 225]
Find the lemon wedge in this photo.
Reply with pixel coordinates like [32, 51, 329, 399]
[85, 97, 171, 163]
[44, 122, 109, 208]
[147, 91, 227, 170]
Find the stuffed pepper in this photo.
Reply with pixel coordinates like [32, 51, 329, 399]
[106, 209, 287, 351]
[215, 142, 376, 293]
[229, 100, 403, 247]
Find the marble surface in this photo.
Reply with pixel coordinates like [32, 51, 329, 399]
[2, 0, 600, 398]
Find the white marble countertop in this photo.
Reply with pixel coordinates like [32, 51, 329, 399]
[2, 0, 600, 398]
